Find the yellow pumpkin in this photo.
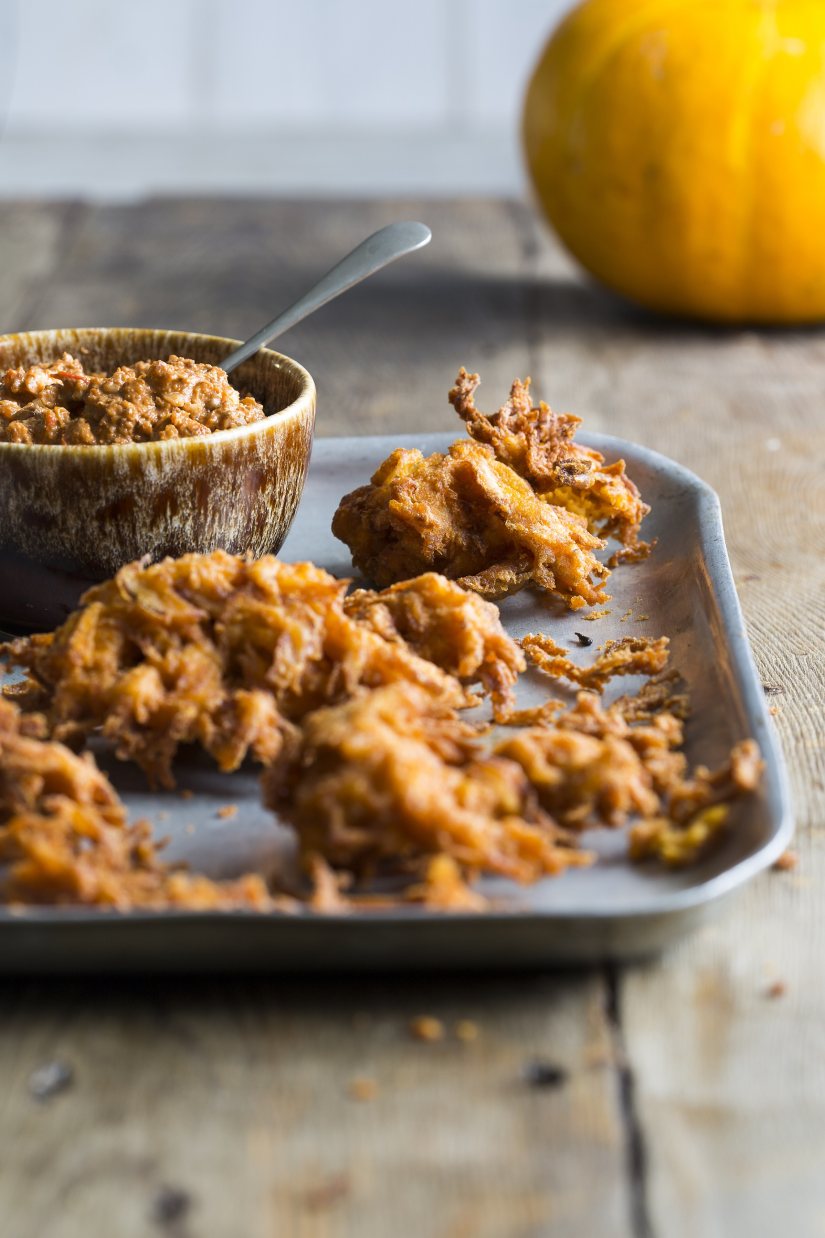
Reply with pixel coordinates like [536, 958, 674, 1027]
[523, 0, 825, 323]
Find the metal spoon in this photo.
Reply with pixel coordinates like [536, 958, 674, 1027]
[221, 221, 431, 375]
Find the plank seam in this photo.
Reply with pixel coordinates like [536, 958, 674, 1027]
[605, 963, 656, 1238]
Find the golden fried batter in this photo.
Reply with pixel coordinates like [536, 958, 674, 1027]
[495, 725, 660, 829]
[521, 634, 670, 692]
[332, 439, 609, 609]
[449, 367, 650, 551]
[344, 573, 525, 718]
[629, 741, 763, 865]
[264, 685, 591, 883]
[498, 685, 762, 865]
[404, 854, 489, 911]
[1, 553, 472, 787]
[0, 699, 272, 909]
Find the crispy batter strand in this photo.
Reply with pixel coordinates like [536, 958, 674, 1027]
[521, 633, 670, 692]
[449, 367, 650, 550]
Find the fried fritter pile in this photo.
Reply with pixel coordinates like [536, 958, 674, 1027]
[263, 684, 590, 883]
[0, 538, 764, 909]
[449, 368, 651, 552]
[333, 369, 653, 607]
[343, 572, 525, 718]
[0, 699, 272, 909]
[2, 553, 485, 787]
[332, 439, 609, 609]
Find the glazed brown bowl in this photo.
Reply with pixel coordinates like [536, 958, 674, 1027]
[0, 328, 316, 631]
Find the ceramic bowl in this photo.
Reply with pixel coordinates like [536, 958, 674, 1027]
[0, 327, 316, 631]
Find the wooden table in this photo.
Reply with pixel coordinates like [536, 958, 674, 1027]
[0, 199, 822, 1238]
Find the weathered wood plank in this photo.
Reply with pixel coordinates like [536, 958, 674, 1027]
[0, 972, 629, 1238]
[0, 201, 87, 333]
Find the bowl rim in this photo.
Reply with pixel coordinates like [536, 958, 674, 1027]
[0, 327, 317, 456]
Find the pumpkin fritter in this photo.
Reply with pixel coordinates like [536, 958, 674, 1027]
[495, 721, 660, 829]
[263, 685, 591, 883]
[343, 572, 525, 719]
[449, 367, 651, 552]
[332, 439, 609, 609]
[0, 699, 272, 909]
[1, 552, 476, 787]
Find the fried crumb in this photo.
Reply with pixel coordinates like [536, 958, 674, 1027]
[410, 1015, 445, 1042]
[216, 804, 238, 820]
[301, 1174, 352, 1211]
[619, 609, 633, 623]
[180, 789, 194, 800]
[765, 979, 787, 999]
[607, 540, 655, 569]
[769, 706, 781, 716]
[772, 849, 798, 872]
[185, 823, 196, 835]
[156, 810, 169, 822]
[454, 1020, 480, 1043]
[636, 614, 650, 622]
[582, 608, 611, 621]
[347, 1076, 378, 1102]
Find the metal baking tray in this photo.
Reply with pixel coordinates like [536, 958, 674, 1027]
[0, 433, 792, 970]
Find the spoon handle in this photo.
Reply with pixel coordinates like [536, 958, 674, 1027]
[222, 220, 431, 374]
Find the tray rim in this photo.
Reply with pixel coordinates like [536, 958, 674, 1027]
[0, 431, 794, 935]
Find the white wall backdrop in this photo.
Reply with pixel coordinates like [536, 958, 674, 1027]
[0, 0, 576, 199]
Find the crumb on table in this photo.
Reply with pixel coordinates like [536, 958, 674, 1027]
[347, 1076, 378, 1102]
[410, 1015, 445, 1042]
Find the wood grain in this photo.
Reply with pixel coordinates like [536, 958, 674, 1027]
[0, 197, 822, 1238]
[0, 972, 630, 1238]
